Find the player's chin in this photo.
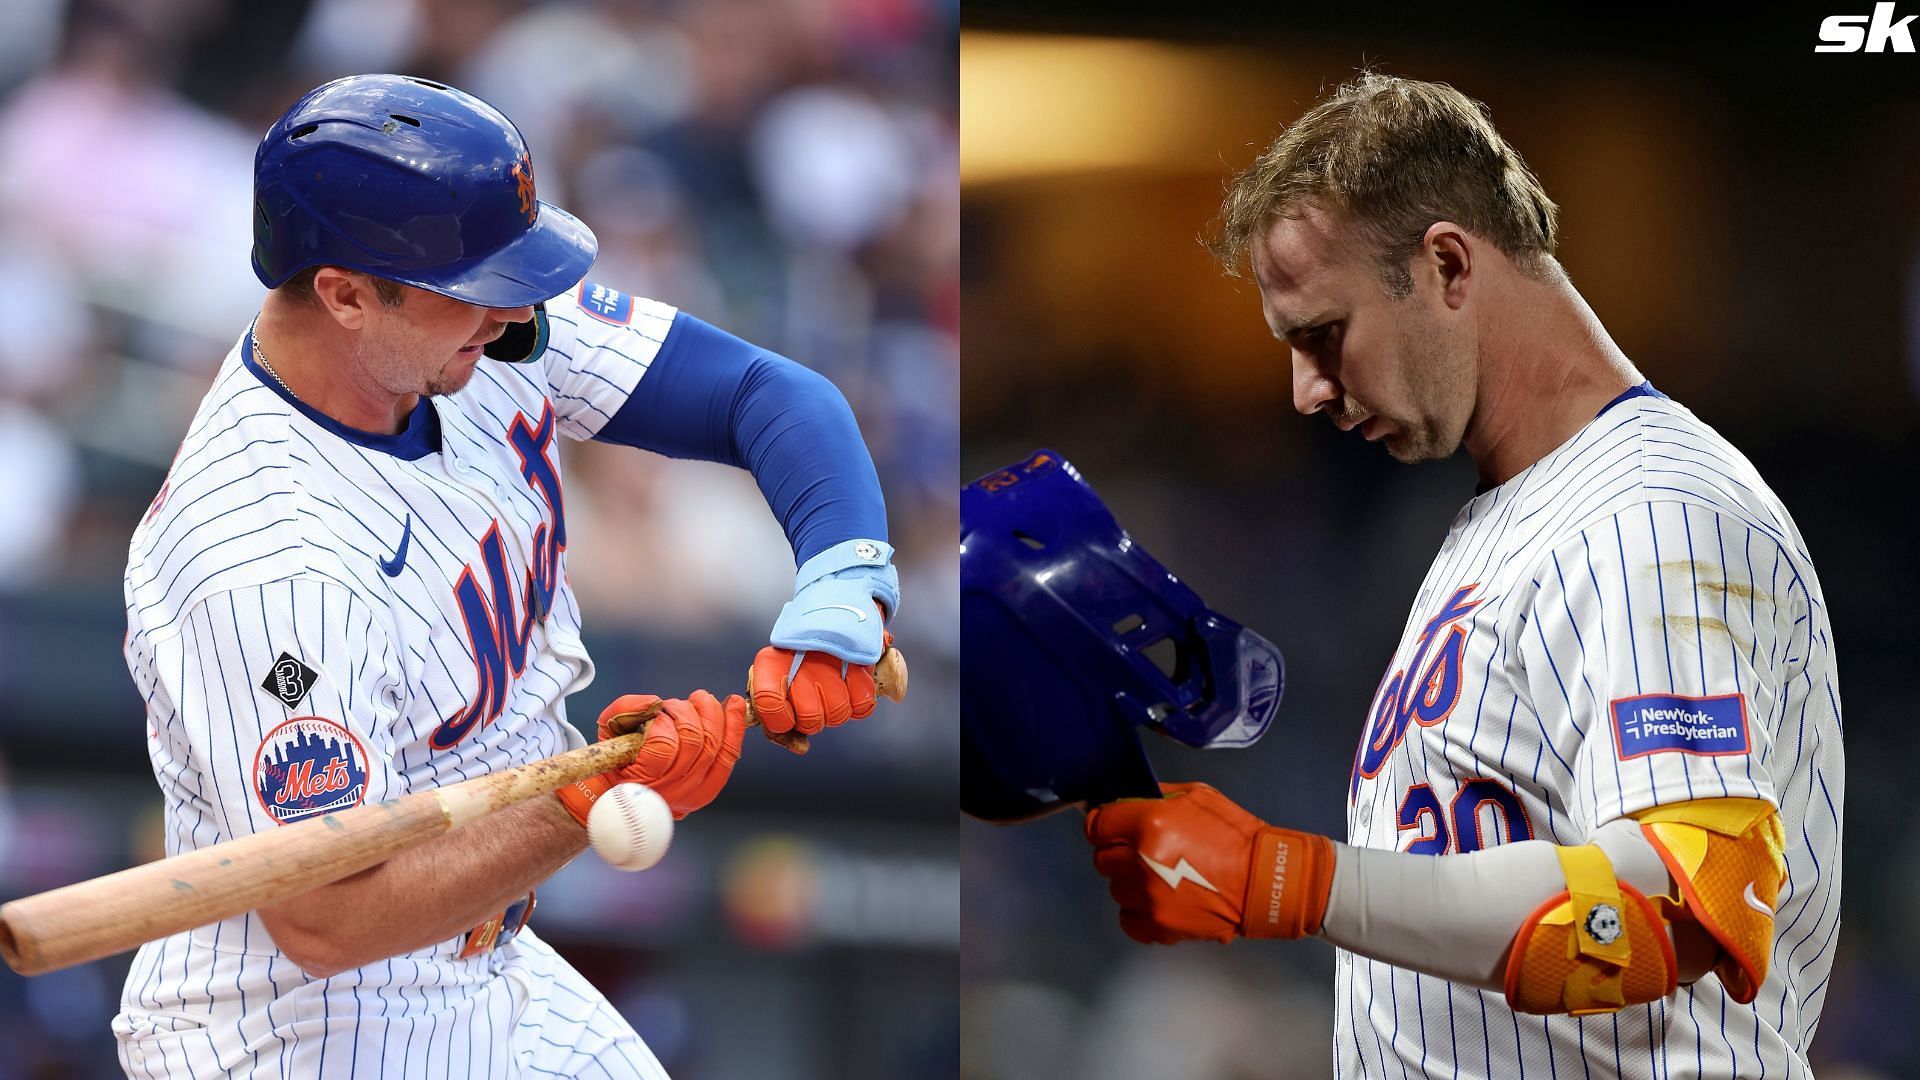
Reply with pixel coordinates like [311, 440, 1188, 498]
[426, 353, 482, 397]
[1383, 427, 1451, 465]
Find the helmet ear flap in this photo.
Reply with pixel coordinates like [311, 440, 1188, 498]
[483, 303, 549, 364]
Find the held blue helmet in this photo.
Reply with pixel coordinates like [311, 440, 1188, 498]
[252, 74, 597, 311]
[961, 450, 1284, 822]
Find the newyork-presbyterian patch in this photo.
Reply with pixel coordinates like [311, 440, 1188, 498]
[1610, 693, 1750, 760]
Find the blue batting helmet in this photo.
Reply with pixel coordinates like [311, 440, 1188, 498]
[961, 450, 1284, 822]
[251, 74, 597, 310]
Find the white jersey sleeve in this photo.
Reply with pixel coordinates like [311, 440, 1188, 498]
[1515, 498, 1804, 829]
[533, 279, 679, 442]
[135, 578, 406, 851]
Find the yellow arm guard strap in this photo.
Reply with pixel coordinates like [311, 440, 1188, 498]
[1634, 797, 1786, 1004]
[1503, 842, 1677, 1015]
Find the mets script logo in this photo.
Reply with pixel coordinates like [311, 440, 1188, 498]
[511, 154, 537, 224]
[432, 403, 567, 750]
[252, 716, 369, 825]
[1352, 583, 1483, 799]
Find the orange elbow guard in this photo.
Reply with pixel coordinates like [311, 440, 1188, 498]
[1504, 842, 1677, 1015]
[1634, 797, 1786, 1004]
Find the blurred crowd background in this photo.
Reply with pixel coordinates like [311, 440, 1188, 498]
[0, 0, 956, 1076]
[962, 7, 1919, 1080]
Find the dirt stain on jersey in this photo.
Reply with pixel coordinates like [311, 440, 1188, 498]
[1660, 614, 1733, 641]
[1647, 561, 1765, 604]
[1698, 580, 1760, 602]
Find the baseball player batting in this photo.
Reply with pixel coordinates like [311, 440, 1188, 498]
[977, 74, 1842, 1078]
[114, 74, 899, 1078]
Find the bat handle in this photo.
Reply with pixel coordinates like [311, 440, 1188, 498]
[873, 647, 909, 702]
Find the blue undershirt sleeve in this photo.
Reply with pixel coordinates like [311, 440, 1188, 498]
[592, 311, 887, 565]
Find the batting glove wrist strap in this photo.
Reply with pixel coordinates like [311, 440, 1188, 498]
[793, 538, 895, 594]
[556, 774, 614, 828]
[1241, 827, 1337, 939]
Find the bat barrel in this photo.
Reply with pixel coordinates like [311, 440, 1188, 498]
[0, 795, 450, 976]
[0, 729, 661, 976]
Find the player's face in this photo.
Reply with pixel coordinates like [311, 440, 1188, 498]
[1252, 209, 1475, 464]
[357, 287, 536, 399]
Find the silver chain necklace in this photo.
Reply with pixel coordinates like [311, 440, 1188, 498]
[250, 321, 299, 401]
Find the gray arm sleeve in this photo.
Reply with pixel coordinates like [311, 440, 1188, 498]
[1314, 818, 1671, 991]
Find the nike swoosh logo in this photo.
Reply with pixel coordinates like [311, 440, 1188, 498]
[1138, 853, 1220, 894]
[379, 516, 412, 577]
[802, 604, 870, 622]
[1743, 881, 1772, 916]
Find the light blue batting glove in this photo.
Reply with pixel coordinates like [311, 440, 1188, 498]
[768, 539, 900, 665]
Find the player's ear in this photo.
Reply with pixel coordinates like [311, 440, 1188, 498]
[1421, 221, 1472, 310]
[310, 267, 375, 330]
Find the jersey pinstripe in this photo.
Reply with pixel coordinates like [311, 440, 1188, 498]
[115, 282, 680, 1079]
[1334, 390, 1843, 1080]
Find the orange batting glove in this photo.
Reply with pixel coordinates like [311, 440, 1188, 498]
[749, 625, 892, 749]
[556, 691, 748, 824]
[1085, 781, 1338, 945]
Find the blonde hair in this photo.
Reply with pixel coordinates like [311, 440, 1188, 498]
[1211, 73, 1559, 296]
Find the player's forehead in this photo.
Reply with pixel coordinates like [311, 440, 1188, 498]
[1250, 206, 1368, 332]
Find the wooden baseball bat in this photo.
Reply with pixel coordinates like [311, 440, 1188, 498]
[0, 648, 906, 977]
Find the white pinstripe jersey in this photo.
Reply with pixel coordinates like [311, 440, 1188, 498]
[1335, 389, 1843, 1080]
[114, 282, 679, 1079]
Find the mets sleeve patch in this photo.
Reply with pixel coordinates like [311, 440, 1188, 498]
[252, 716, 371, 825]
[577, 280, 634, 325]
[1610, 693, 1750, 760]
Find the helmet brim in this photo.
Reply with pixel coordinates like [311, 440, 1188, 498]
[392, 200, 598, 310]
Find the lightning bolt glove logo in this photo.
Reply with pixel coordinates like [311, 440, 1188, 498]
[1139, 852, 1221, 894]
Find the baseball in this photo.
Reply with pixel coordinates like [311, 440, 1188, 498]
[588, 783, 674, 871]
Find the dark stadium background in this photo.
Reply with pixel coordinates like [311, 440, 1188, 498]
[0, 1, 957, 1077]
[961, 5, 1919, 1078]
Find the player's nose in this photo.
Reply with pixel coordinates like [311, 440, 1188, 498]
[1291, 351, 1339, 416]
[492, 304, 536, 324]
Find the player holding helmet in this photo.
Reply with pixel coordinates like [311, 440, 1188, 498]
[968, 74, 1841, 1078]
[115, 74, 897, 1078]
